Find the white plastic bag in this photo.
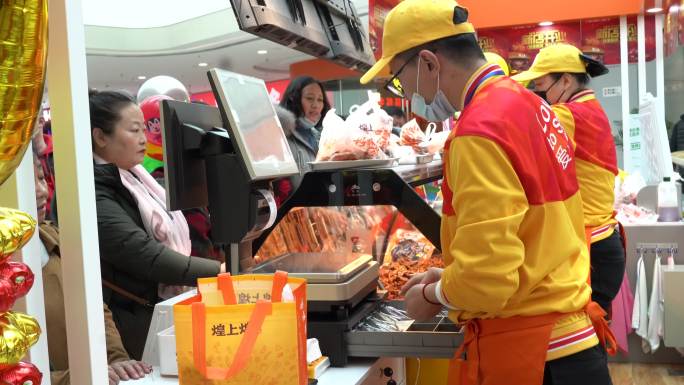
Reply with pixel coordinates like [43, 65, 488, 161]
[316, 93, 391, 161]
[346, 92, 392, 152]
[316, 109, 385, 161]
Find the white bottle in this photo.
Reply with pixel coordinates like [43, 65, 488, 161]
[657, 177, 681, 222]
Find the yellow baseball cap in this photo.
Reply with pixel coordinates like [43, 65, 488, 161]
[484, 52, 509, 76]
[511, 43, 608, 83]
[360, 0, 475, 85]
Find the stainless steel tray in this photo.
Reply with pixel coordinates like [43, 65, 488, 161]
[308, 158, 398, 171]
[249, 253, 372, 284]
[345, 302, 463, 359]
[307, 261, 379, 302]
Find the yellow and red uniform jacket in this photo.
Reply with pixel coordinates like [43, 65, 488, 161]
[438, 64, 598, 361]
[552, 90, 619, 243]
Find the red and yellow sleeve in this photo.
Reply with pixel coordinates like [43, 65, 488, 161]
[552, 105, 577, 144]
[440, 136, 529, 313]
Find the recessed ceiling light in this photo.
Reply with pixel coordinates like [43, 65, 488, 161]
[257, 50, 268, 55]
[198, 62, 208, 67]
[538, 21, 554, 27]
[647, 7, 663, 13]
[137, 76, 146, 80]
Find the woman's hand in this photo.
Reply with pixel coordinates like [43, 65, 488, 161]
[109, 366, 120, 385]
[109, 360, 153, 381]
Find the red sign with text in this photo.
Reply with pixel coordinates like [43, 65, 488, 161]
[368, 0, 399, 60]
[478, 16, 655, 66]
[368, 0, 659, 67]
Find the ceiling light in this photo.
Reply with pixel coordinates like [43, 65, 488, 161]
[257, 50, 268, 55]
[670, 5, 680, 13]
[538, 21, 554, 27]
[137, 76, 146, 80]
[647, 7, 663, 13]
[198, 62, 208, 67]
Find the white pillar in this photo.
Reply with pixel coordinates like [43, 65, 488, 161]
[620, 16, 632, 172]
[637, 15, 647, 101]
[0, 147, 51, 384]
[655, 13, 666, 121]
[47, 0, 109, 384]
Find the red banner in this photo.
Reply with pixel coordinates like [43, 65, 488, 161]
[368, 0, 659, 69]
[368, 0, 399, 60]
[478, 16, 656, 69]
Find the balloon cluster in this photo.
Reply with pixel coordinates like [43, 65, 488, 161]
[0, 0, 49, 383]
[137, 76, 189, 173]
[0, 211, 42, 384]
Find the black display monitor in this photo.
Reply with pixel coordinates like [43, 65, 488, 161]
[160, 100, 229, 211]
[230, 0, 375, 71]
[230, 0, 332, 58]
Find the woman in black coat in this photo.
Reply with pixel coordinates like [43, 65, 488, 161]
[274, 77, 331, 204]
[89, 90, 224, 359]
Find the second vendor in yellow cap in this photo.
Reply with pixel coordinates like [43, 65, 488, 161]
[513, 43, 625, 317]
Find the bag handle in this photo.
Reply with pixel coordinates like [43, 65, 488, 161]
[217, 273, 237, 305]
[270, 270, 289, 302]
[192, 300, 273, 379]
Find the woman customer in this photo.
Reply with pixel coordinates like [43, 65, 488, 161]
[89, 90, 224, 359]
[32, 135, 152, 384]
[274, 76, 331, 204]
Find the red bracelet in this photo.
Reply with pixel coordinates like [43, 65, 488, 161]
[422, 283, 442, 306]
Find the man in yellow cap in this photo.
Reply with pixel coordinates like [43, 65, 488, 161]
[513, 44, 624, 317]
[362, 1, 613, 384]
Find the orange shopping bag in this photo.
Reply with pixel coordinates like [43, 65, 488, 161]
[174, 271, 307, 385]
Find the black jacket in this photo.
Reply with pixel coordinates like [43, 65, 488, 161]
[670, 114, 684, 152]
[94, 163, 220, 358]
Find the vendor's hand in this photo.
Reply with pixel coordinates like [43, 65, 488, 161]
[109, 360, 152, 381]
[404, 284, 443, 321]
[400, 267, 444, 296]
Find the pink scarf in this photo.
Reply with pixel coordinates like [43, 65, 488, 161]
[95, 155, 191, 298]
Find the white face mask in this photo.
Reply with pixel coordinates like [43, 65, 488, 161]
[410, 57, 458, 122]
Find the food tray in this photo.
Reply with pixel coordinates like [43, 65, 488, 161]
[345, 302, 463, 358]
[308, 158, 398, 171]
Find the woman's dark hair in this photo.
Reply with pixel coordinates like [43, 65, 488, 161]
[279, 76, 331, 127]
[88, 89, 136, 135]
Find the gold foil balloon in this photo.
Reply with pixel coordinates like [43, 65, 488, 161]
[0, 208, 36, 264]
[3, 313, 39, 347]
[0, 312, 39, 369]
[0, 0, 49, 186]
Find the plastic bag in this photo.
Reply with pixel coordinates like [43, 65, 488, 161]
[614, 171, 647, 206]
[421, 130, 451, 155]
[346, 93, 392, 152]
[316, 94, 390, 161]
[399, 119, 426, 150]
